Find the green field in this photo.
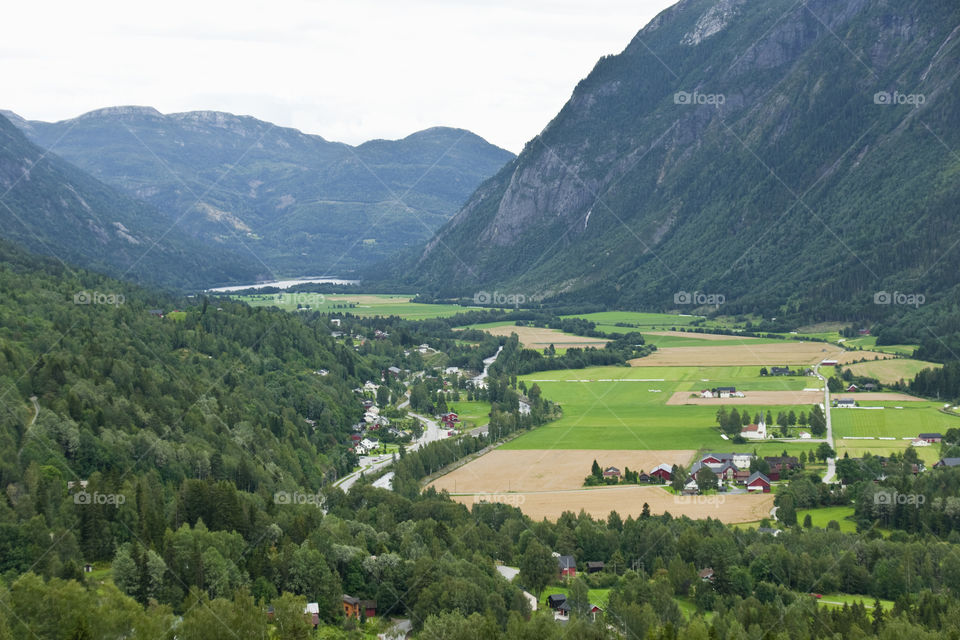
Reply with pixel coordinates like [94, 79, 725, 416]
[232, 292, 472, 319]
[540, 586, 611, 608]
[832, 401, 960, 439]
[844, 358, 940, 384]
[504, 366, 825, 451]
[447, 401, 492, 428]
[796, 506, 857, 533]
[818, 593, 894, 611]
[834, 442, 942, 467]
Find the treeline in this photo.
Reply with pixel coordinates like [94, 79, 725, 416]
[490, 333, 653, 377]
[908, 361, 960, 401]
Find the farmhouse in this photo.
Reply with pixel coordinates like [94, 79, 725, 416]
[770, 367, 792, 376]
[918, 433, 943, 443]
[836, 398, 856, 408]
[650, 464, 673, 482]
[305, 602, 320, 628]
[547, 594, 567, 610]
[934, 458, 960, 468]
[746, 471, 771, 493]
[699, 390, 715, 398]
[821, 360, 838, 366]
[602, 466, 622, 480]
[798, 431, 812, 439]
[701, 452, 753, 469]
[764, 456, 799, 481]
[699, 568, 715, 582]
[557, 555, 577, 578]
[342, 596, 376, 619]
[387, 366, 402, 377]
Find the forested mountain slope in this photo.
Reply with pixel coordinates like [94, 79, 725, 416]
[6, 107, 514, 276]
[0, 114, 264, 288]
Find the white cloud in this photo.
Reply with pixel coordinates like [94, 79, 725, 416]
[2, 0, 675, 152]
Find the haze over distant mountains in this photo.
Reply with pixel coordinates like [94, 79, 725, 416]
[3, 106, 513, 280]
[402, 0, 960, 330]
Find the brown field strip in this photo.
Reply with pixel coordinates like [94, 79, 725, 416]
[449, 486, 775, 524]
[644, 330, 755, 341]
[629, 342, 894, 367]
[666, 390, 824, 405]
[428, 449, 695, 494]
[482, 325, 608, 349]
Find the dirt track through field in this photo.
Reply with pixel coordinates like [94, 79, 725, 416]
[428, 449, 695, 494]
[629, 342, 893, 367]
[666, 390, 825, 405]
[448, 485, 774, 524]
[482, 325, 608, 349]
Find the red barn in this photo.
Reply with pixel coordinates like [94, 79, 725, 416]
[746, 472, 771, 493]
[650, 464, 673, 482]
[557, 555, 576, 578]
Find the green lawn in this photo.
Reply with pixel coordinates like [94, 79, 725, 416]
[540, 586, 611, 608]
[818, 593, 894, 611]
[832, 401, 960, 439]
[232, 292, 472, 319]
[447, 401, 492, 428]
[796, 506, 857, 533]
[505, 366, 826, 450]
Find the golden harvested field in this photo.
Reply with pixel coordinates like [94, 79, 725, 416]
[428, 449, 695, 493]
[644, 331, 752, 341]
[629, 342, 893, 367]
[483, 325, 609, 349]
[449, 486, 774, 524]
[666, 390, 824, 405]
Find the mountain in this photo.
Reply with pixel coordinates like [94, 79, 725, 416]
[0, 113, 264, 289]
[404, 0, 960, 330]
[5, 107, 514, 277]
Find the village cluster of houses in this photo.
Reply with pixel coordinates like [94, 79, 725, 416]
[547, 555, 605, 622]
[600, 452, 800, 495]
[270, 595, 377, 629]
[699, 386, 745, 399]
[349, 384, 406, 455]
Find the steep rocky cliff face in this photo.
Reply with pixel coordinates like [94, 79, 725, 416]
[405, 0, 960, 324]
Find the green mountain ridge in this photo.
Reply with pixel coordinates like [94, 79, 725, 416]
[4, 106, 514, 278]
[401, 0, 960, 338]
[0, 113, 264, 289]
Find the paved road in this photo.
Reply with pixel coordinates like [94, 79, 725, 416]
[334, 453, 394, 492]
[378, 619, 411, 640]
[814, 363, 837, 483]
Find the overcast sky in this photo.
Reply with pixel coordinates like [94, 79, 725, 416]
[3, 0, 676, 153]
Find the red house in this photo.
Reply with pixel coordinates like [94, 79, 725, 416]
[557, 555, 576, 578]
[650, 464, 673, 482]
[746, 471, 771, 493]
[602, 466, 621, 480]
[919, 433, 943, 443]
